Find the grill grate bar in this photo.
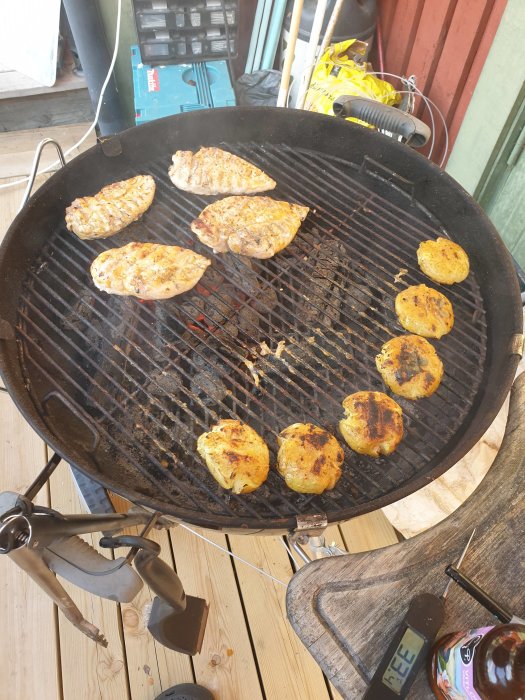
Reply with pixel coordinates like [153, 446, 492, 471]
[21, 273, 324, 516]
[19, 302, 297, 520]
[39, 243, 439, 500]
[46, 238, 427, 496]
[291, 147, 488, 319]
[247, 145, 487, 351]
[26, 252, 396, 512]
[159, 171, 479, 428]
[147, 200, 462, 437]
[14, 141, 489, 526]
[17, 318, 232, 514]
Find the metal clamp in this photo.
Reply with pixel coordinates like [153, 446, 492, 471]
[19, 138, 66, 211]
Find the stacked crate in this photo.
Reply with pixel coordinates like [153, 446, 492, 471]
[133, 0, 238, 64]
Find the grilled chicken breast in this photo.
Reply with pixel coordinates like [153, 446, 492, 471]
[339, 391, 404, 457]
[277, 423, 344, 494]
[196, 419, 270, 494]
[375, 334, 444, 400]
[91, 242, 211, 300]
[417, 237, 470, 284]
[65, 175, 156, 240]
[191, 196, 309, 258]
[168, 147, 276, 195]
[395, 284, 454, 339]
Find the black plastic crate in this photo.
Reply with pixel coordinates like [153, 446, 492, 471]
[133, 0, 238, 65]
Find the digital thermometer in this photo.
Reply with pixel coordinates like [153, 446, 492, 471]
[363, 530, 476, 699]
[362, 592, 444, 699]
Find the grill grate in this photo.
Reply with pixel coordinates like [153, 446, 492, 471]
[16, 144, 487, 527]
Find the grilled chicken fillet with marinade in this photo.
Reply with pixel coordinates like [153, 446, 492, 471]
[65, 175, 155, 239]
[169, 147, 276, 195]
[339, 391, 404, 457]
[277, 423, 344, 494]
[197, 420, 270, 494]
[91, 242, 210, 300]
[191, 195, 309, 258]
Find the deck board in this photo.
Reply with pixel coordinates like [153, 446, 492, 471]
[49, 461, 131, 700]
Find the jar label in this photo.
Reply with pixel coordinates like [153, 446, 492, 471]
[434, 626, 494, 699]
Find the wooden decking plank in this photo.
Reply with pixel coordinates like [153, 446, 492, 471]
[117, 525, 195, 699]
[0, 392, 61, 700]
[49, 462, 131, 700]
[339, 510, 399, 553]
[170, 525, 264, 700]
[228, 533, 332, 700]
[0, 172, 61, 698]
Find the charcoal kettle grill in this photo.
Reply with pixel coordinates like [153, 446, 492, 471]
[0, 107, 523, 646]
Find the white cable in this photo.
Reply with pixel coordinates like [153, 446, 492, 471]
[179, 522, 288, 587]
[0, 0, 123, 194]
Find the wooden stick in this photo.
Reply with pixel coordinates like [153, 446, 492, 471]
[295, 0, 327, 109]
[276, 0, 304, 107]
[317, 0, 345, 61]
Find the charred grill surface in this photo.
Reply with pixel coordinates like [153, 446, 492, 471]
[15, 143, 487, 528]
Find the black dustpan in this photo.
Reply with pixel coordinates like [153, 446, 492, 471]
[101, 534, 209, 654]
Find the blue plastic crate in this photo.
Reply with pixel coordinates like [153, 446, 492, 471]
[131, 45, 236, 124]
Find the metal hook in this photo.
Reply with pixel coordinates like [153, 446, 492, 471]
[19, 138, 66, 211]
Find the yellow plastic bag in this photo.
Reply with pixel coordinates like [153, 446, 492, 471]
[304, 39, 400, 126]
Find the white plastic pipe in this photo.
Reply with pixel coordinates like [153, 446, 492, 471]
[252, 0, 274, 73]
[245, 0, 267, 74]
[277, 0, 304, 107]
[294, 0, 328, 109]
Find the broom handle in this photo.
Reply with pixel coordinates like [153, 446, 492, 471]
[295, 0, 327, 109]
[277, 0, 304, 107]
[318, 0, 345, 60]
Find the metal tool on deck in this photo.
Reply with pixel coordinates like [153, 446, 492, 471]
[0, 454, 208, 652]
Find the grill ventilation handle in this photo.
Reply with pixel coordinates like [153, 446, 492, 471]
[333, 95, 431, 148]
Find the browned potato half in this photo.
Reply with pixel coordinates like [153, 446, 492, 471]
[417, 237, 470, 284]
[277, 423, 344, 494]
[339, 391, 404, 457]
[65, 175, 155, 239]
[395, 284, 454, 339]
[196, 419, 269, 494]
[375, 334, 444, 400]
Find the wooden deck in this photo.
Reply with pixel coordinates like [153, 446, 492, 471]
[0, 124, 399, 700]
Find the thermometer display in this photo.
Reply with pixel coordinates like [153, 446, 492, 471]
[381, 627, 426, 694]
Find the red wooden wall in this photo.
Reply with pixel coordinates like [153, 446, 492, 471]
[376, 0, 507, 165]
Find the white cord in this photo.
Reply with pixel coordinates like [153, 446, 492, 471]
[0, 0, 123, 194]
[179, 522, 288, 587]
